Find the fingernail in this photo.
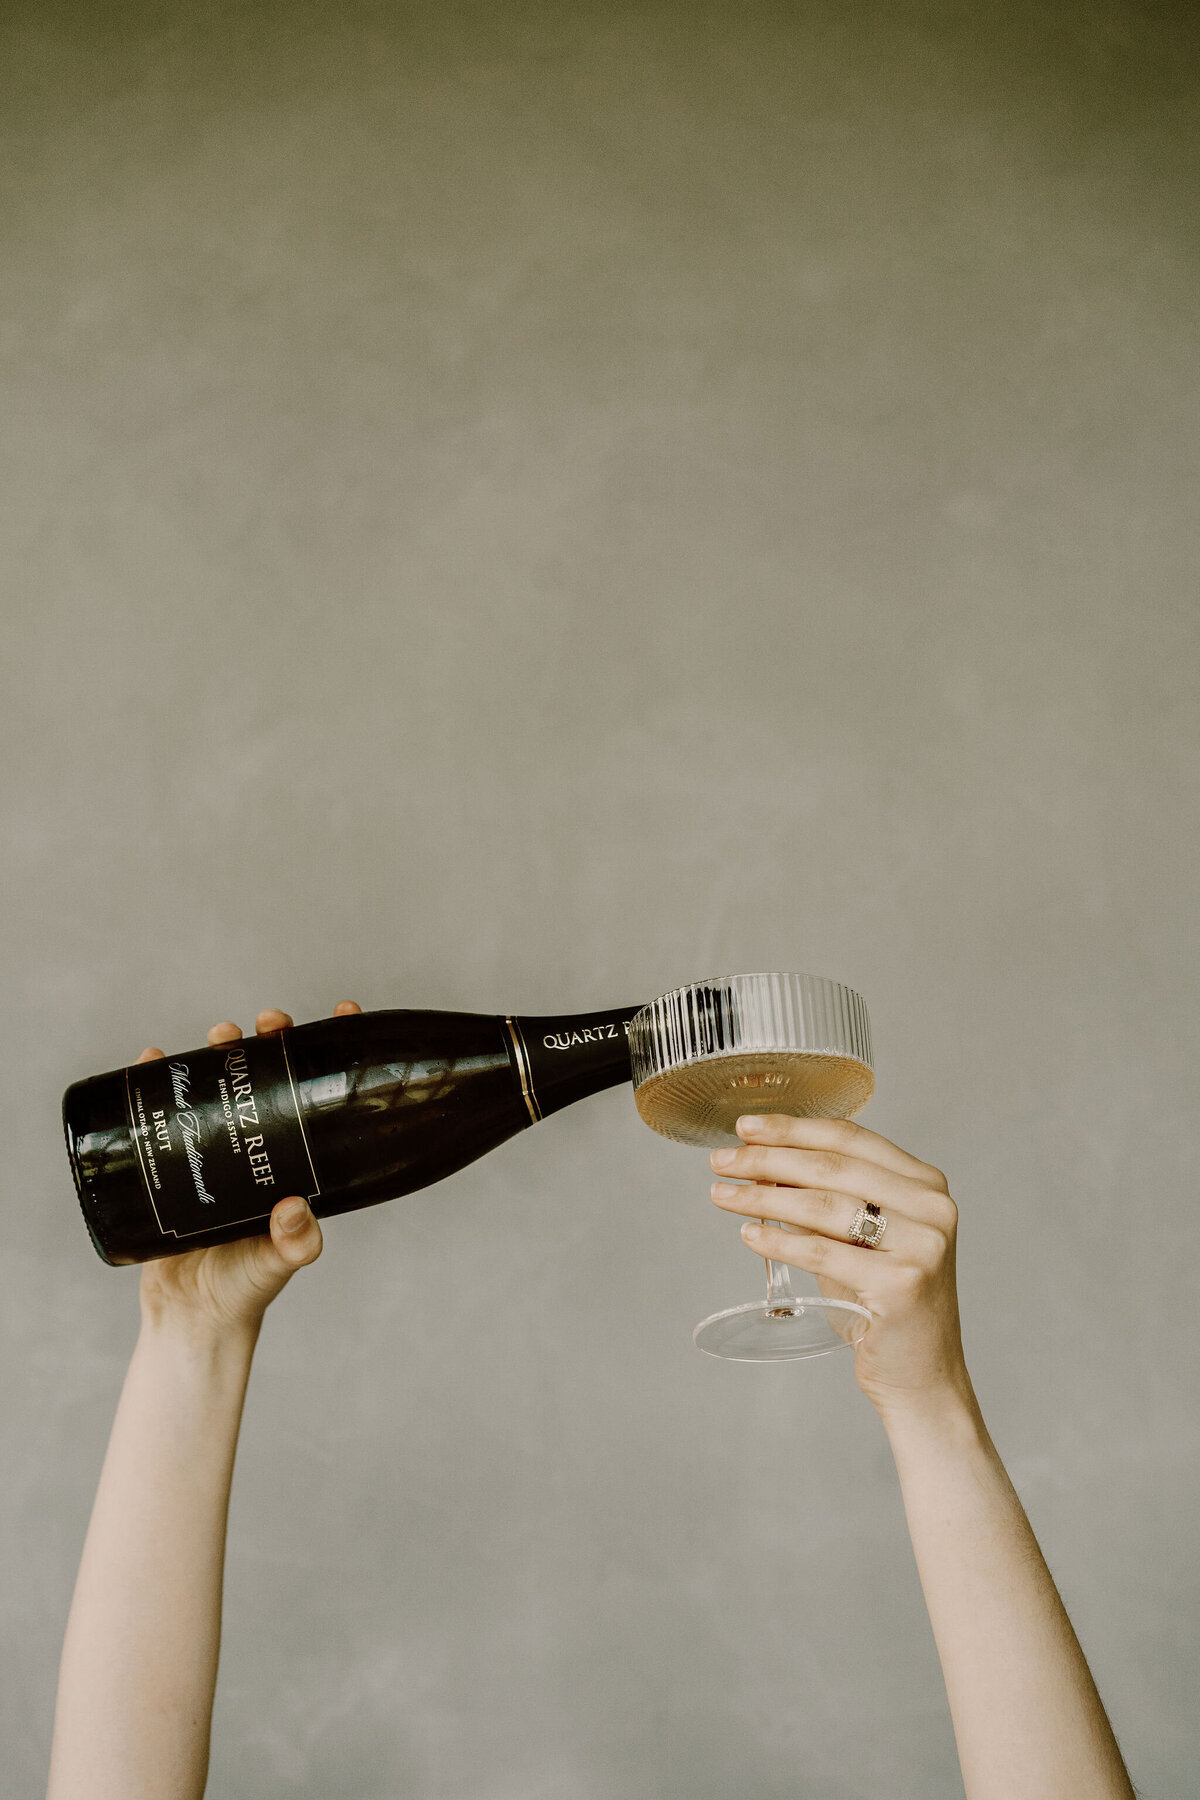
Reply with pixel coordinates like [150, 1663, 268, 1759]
[712, 1182, 740, 1200]
[741, 1221, 763, 1239]
[278, 1199, 308, 1234]
[738, 1116, 765, 1133]
[711, 1148, 736, 1168]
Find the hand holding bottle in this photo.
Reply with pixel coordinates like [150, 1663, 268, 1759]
[133, 1002, 359, 1338]
[709, 1114, 968, 1421]
[45, 1002, 356, 1800]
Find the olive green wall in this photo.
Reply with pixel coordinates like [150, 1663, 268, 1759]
[3, 3, 1198, 1794]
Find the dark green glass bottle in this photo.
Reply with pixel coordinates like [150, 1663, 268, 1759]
[63, 1004, 642, 1265]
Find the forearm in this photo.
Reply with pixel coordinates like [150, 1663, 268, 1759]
[883, 1391, 1135, 1800]
[47, 1315, 258, 1800]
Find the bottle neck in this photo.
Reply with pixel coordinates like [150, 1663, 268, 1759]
[505, 1005, 643, 1122]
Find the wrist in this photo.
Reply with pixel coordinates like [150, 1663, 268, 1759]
[137, 1304, 260, 1370]
[871, 1371, 986, 1447]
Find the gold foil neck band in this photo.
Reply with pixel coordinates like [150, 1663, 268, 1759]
[505, 1016, 542, 1124]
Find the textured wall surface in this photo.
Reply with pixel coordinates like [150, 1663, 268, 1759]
[3, 3, 1198, 1796]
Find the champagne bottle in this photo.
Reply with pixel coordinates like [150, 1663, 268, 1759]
[63, 1004, 643, 1265]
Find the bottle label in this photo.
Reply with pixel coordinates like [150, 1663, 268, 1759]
[124, 1035, 321, 1240]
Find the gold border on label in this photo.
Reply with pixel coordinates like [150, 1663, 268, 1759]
[505, 1016, 542, 1124]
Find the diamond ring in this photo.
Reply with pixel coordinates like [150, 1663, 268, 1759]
[849, 1202, 887, 1248]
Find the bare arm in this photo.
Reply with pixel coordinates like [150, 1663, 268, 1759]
[46, 1003, 358, 1800]
[46, 1307, 260, 1800]
[711, 1114, 1135, 1800]
[885, 1391, 1133, 1799]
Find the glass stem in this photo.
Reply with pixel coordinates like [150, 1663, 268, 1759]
[764, 1221, 796, 1316]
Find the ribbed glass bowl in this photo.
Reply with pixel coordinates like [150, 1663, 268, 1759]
[628, 973, 874, 1148]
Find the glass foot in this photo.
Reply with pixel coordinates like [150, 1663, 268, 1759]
[693, 1295, 871, 1362]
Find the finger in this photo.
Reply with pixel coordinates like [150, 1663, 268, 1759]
[712, 1179, 942, 1260]
[333, 1000, 362, 1015]
[267, 1197, 323, 1270]
[207, 1021, 243, 1046]
[735, 1114, 947, 1190]
[256, 1009, 294, 1035]
[738, 1218, 886, 1292]
[711, 1141, 935, 1216]
[136, 1046, 166, 1062]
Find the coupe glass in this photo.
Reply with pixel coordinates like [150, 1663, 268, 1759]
[628, 973, 875, 1362]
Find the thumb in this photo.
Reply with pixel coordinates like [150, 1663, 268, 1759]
[266, 1196, 324, 1272]
[224, 1198, 323, 1320]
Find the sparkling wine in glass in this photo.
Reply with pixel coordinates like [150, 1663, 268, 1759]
[628, 973, 875, 1363]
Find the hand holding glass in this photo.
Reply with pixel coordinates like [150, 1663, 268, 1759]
[628, 973, 875, 1362]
